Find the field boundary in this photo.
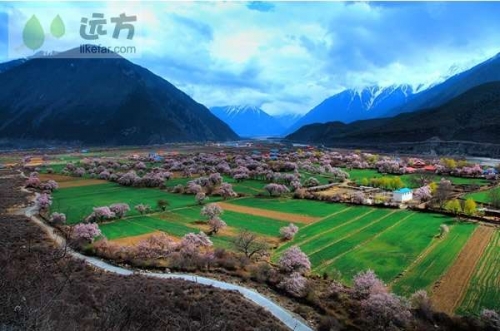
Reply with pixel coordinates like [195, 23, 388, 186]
[218, 202, 320, 224]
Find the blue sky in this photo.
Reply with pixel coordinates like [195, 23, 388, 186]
[1, 1, 500, 115]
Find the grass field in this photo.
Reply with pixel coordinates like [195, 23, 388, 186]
[344, 168, 489, 188]
[52, 182, 219, 223]
[391, 222, 477, 296]
[465, 188, 499, 204]
[457, 230, 500, 314]
[46, 174, 498, 314]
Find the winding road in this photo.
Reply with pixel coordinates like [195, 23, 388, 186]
[20, 191, 313, 331]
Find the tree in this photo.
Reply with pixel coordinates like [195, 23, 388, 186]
[410, 290, 433, 319]
[195, 192, 207, 205]
[73, 223, 102, 242]
[463, 198, 477, 216]
[49, 212, 66, 225]
[279, 223, 299, 241]
[278, 272, 308, 297]
[233, 230, 269, 259]
[135, 204, 151, 215]
[414, 185, 432, 202]
[480, 309, 500, 330]
[435, 179, 453, 208]
[217, 183, 237, 200]
[438, 224, 450, 238]
[35, 193, 52, 212]
[352, 270, 387, 299]
[264, 183, 290, 197]
[87, 206, 116, 222]
[201, 203, 223, 220]
[136, 233, 175, 259]
[361, 292, 412, 330]
[445, 199, 462, 214]
[25, 176, 41, 188]
[278, 246, 311, 275]
[157, 199, 170, 211]
[488, 188, 500, 208]
[109, 203, 130, 219]
[208, 217, 227, 234]
[303, 177, 320, 188]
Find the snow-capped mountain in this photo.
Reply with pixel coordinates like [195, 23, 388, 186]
[210, 105, 285, 137]
[274, 113, 302, 129]
[286, 84, 416, 134]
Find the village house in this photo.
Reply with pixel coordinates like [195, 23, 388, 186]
[393, 188, 413, 203]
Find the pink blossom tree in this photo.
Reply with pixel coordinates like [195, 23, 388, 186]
[36, 193, 52, 212]
[361, 292, 412, 330]
[195, 192, 207, 205]
[352, 269, 387, 299]
[86, 206, 116, 222]
[109, 203, 130, 219]
[25, 176, 41, 189]
[73, 223, 102, 242]
[264, 183, 290, 197]
[201, 203, 223, 220]
[278, 246, 311, 275]
[180, 231, 213, 255]
[49, 212, 66, 225]
[41, 180, 59, 191]
[217, 183, 237, 200]
[279, 223, 299, 241]
[414, 185, 432, 202]
[278, 272, 308, 297]
[208, 217, 227, 234]
[136, 232, 176, 259]
[480, 309, 500, 330]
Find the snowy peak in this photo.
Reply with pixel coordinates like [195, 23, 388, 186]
[287, 84, 416, 134]
[210, 105, 286, 137]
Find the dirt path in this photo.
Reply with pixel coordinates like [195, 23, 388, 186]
[431, 226, 495, 314]
[217, 202, 320, 224]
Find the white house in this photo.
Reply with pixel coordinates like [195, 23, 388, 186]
[393, 188, 413, 203]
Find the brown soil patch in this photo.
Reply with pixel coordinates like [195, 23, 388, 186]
[38, 174, 107, 188]
[111, 231, 164, 246]
[431, 226, 495, 314]
[217, 202, 319, 224]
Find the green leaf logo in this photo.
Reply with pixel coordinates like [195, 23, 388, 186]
[23, 15, 45, 51]
[50, 15, 65, 38]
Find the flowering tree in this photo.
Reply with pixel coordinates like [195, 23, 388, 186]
[361, 292, 412, 330]
[109, 203, 130, 219]
[201, 203, 223, 220]
[410, 290, 433, 317]
[180, 231, 213, 255]
[86, 206, 116, 222]
[278, 272, 308, 297]
[352, 270, 387, 299]
[278, 246, 311, 275]
[136, 233, 176, 259]
[438, 224, 450, 238]
[208, 217, 227, 234]
[186, 182, 203, 194]
[217, 183, 237, 200]
[25, 176, 41, 189]
[41, 180, 59, 192]
[195, 192, 207, 205]
[352, 191, 365, 204]
[49, 212, 66, 225]
[414, 185, 432, 202]
[480, 309, 500, 330]
[135, 204, 151, 215]
[73, 167, 86, 177]
[73, 223, 102, 242]
[264, 183, 290, 197]
[208, 172, 223, 186]
[279, 223, 299, 241]
[36, 193, 52, 212]
[303, 177, 320, 188]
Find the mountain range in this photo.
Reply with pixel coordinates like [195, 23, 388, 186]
[0, 47, 238, 146]
[286, 81, 500, 155]
[286, 52, 500, 151]
[210, 105, 285, 137]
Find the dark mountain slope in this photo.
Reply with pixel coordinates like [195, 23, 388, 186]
[0, 48, 238, 146]
[286, 82, 500, 145]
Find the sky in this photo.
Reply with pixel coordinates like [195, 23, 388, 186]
[1, 1, 500, 116]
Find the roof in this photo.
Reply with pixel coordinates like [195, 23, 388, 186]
[394, 188, 412, 194]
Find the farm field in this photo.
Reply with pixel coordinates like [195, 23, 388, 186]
[343, 168, 489, 188]
[46, 174, 499, 315]
[457, 230, 500, 314]
[465, 187, 499, 204]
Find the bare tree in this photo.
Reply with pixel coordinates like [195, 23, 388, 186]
[232, 230, 269, 259]
[434, 179, 453, 208]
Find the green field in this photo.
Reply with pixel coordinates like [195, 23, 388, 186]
[344, 168, 489, 188]
[52, 182, 219, 223]
[465, 188, 499, 204]
[457, 231, 500, 314]
[46, 175, 498, 314]
[391, 222, 476, 296]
